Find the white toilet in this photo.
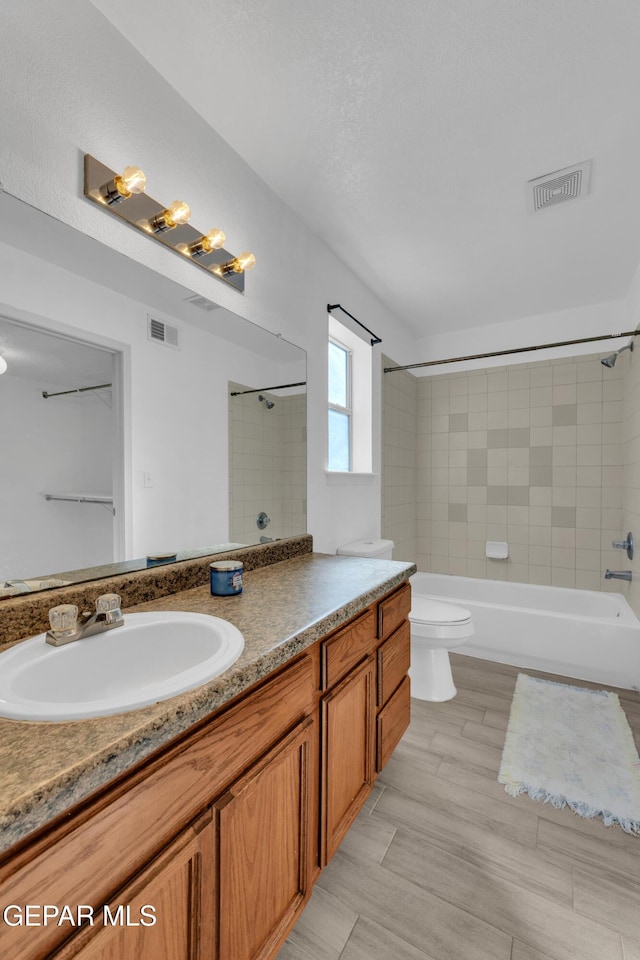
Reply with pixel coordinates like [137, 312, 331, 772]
[409, 597, 474, 701]
[335, 539, 473, 702]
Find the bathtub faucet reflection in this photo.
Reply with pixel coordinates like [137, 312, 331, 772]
[604, 570, 632, 582]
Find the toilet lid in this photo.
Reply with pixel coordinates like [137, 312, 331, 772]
[409, 597, 472, 626]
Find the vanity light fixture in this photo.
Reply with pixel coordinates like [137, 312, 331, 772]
[83, 154, 255, 293]
[187, 228, 226, 258]
[99, 165, 147, 205]
[148, 200, 192, 234]
[221, 251, 256, 275]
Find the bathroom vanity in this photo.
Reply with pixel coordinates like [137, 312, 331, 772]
[0, 549, 414, 960]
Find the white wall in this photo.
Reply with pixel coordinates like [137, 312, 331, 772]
[0, 0, 417, 556]
[0, 372, 113, 580]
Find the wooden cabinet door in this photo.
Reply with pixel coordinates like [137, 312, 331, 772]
[214, 716, 315, 960]
[52, 811, 215, 960]
[321, 656, 375, 865]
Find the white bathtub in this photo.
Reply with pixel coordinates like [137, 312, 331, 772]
[410, 572, 640, 690]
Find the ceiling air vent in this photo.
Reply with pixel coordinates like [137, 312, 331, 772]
[147, 316, 180, 348]
[527, 160, 592, 213]
[183, 293, 220, 312]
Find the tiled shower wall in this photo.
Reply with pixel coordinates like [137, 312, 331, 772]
[381, 355, 417, 563]
[383, 353, 626, 590]
[229, 387, 306, 545]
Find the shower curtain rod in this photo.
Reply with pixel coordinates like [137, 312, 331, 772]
[229, 381, 306, 396]
[383, 330, 640, 373]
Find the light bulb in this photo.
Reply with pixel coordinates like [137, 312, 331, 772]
[115, 165, 146, 197]
[164, 200, 191, 227]
[201, 228, 226, 252]
[149, 200, 192, 233]
[224, 251, 256, 274]
[0, 356, 6, 375]
[188, 228, 226, 257]
[100, 164, 146, 204]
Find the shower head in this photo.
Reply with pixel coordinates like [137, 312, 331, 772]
[601, 340, 634, 368]
[258, 394, 275, 409]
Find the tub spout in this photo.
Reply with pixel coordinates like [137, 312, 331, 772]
[604, 570, 632, 582]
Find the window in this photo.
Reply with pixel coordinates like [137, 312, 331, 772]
[328, 338, 352, 471]
[327, 315, 372, 474]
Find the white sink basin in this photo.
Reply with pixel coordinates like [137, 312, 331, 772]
[0, 612, 244, 721]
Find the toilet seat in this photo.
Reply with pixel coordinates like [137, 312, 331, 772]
[409, 597, 471, 627]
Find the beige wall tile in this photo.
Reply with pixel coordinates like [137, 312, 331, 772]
[530, 487, 552, 506]
[385, 351, 625, 593]
[552, 567, 576, 587]
[553, 383, 577, 405]
[530, 425, 553, 444]
[552, 488, 577, 507]
[528, 565, 552, 585]
[487, 409, 509, 429]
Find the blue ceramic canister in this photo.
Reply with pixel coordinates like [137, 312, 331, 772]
[210, 560, 244, 596]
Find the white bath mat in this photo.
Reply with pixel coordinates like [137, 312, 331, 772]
[498, 673, 640, 834]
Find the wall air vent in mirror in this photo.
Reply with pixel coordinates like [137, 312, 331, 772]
[184, 293, 221, 312]
[148, 317, 180, 348]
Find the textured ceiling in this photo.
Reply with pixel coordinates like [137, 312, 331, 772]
[90, 0, 640, 336]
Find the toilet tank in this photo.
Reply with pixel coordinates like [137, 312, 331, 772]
[336, 538, 395, 560]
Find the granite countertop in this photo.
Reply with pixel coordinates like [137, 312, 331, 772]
[0, 552, 415, 854]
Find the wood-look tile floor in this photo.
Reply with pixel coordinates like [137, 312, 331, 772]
[276, 654, 640, 960]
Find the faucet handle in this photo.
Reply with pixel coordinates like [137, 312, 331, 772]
[611, 532, 634, 560]
[95, 593, 121, 614]
[48, 604, 79, 638]
[95, 593, 123, 624]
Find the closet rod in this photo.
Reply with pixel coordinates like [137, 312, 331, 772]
[45, 494, 114, 505]
[230, 381, 306, 396]
[42, 382, 112, 399]
[383, 330, 640, 373]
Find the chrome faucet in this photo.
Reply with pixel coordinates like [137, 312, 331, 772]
[604, 570, 632, 582]
[46, 593, 124, 646]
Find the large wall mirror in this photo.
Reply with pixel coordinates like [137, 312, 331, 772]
[0, 191, 306, 598]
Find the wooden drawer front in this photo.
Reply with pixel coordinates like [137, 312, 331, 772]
[377, 620, 410, 708]
[377, 583, 411, 641]
[0, 654, 315, 960]
[320, 609, 376, 690]
[376, 675, 411, 772]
